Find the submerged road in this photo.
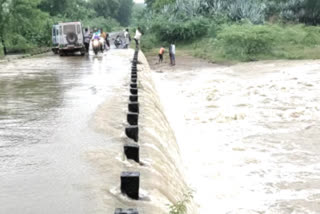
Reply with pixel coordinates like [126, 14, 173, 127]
[0, 51, 132, 214]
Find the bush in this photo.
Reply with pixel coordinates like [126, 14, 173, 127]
[140, 33, 160, 50]
[151, 16, 209, 42]
[168, 191, 193, 214]
[6, 34, 35, 54]
[0, 43, 4, 58]
[216, 24, 274, 60]
[83, 17, 121, 32]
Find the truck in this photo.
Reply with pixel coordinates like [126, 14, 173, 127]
[51, 24, 60, 54]
[52, 22, 86, 56]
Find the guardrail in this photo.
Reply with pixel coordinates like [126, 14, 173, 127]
[115, 45, 140, 213]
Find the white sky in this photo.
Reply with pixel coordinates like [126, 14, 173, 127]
[134, 0, 145, 3]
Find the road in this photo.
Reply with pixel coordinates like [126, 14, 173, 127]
[0, 50, 132, 214]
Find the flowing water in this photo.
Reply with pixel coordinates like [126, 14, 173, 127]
[3, 49, 319, 214]
[0, 50, 190, 214]
[152, 60, 320, 214]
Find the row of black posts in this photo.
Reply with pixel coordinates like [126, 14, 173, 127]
[114, 48, 140, 214]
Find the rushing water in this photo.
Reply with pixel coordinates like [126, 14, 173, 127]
[153, 60, 320, 214]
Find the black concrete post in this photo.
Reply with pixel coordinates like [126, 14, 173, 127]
[115, 208, 138, 214]
[130, 88, 138, 95]
[132, 70, 137, 75]
[127, 113, 139, 126]
[130, 83, 137, 88]
[124, 144, 139, 163]
[121, 172, 140, 200]
[128, 102, 139, 113]
[129, 95, 138, 102]
[125, 126, 139, 142]
[131, 74, 137, 79]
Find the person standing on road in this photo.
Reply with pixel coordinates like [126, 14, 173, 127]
[134, 27, 142, 48]
[100, 29, 107, 49]
[84, 28, 90, 53]
[124, 29, 131, 49]
[159, 46, 165, 63]
[169, 43, 176, 66]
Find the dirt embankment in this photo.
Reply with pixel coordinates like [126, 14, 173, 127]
[146, 52, 223, 73]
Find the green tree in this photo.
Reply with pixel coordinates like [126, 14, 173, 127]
[91, 0, 120, 19]
[116, 0, 134, 26]
[145, 0, 175, 10]
[2, 0, 51, 52]
[40, 0, 95, 20]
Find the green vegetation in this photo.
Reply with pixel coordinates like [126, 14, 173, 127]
[168, 191, 193, 214]
[0, 42, 3, 58]
[0, 0, 134, 55]
[133, 0, 320, 62]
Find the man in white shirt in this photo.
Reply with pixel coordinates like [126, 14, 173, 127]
[134, 27, 142, 48]
[169, 43, 176, 66]
[84, 28, 91, 52]
[124, 29, 131, 49]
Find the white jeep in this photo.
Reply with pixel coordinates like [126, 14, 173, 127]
[51, 24, 60, 54]
[58, 22, 85, 56]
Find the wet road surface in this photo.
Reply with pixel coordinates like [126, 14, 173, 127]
[0, 51, 132, 214]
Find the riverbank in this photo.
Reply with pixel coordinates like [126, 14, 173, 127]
[0, 47, 51, 63]
[148, 53, 320, 213]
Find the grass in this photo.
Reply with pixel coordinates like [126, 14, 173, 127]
[142, 23, 320, 63]
[168, 191, 194, 214]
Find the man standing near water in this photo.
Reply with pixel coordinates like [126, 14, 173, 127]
[159, 46, 165, 63]
[169, 43, 176, 66]
[134, 27, 142, 48]
[84, 28, 91, 53]
[124, 29, 131, 49]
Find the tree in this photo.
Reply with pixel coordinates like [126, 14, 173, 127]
[116, 0, 134, 26]
[1, 0, 51, 52]
[91, 0, 120, 19]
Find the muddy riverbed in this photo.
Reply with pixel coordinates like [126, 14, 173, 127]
[149, 55, 320, 214]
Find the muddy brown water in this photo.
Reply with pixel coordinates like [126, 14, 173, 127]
[0, 50, 191, 214]
[152, 59, 320, 214]
[0, 51, 134, 214]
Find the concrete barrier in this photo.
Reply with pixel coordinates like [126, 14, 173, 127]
[128, 102, 139, 113]
[130, 83, 137, 89]
[125, 126, 139, 142]
[129, 95, 138, 102]
[121, 171, 140, 200]
[124, 143, 139, 163]
[127, 113, 139, 126]
[130, 88, 138, 95]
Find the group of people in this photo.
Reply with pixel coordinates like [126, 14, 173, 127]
[158, 43, 176, 66]
[83, 28, 110, 53]
[83, 27, 143, 52]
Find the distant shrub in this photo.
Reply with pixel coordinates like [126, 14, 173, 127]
[6, 34, 35, 54]
[140, 33, 160, 50]
[217, 24, 274, 60]
[83, 16, 121, 32]
[151, 16, 209, 42]
[168, 191, 193, 214]
[0, 43, 4, 58]
[302, 26, 320, 46]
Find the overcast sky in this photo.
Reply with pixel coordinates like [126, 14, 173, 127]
[134, 0, 145, 3]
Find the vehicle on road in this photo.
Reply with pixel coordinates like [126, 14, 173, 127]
[58, 22, 86, 56]
[92, 38, 103, 55]
[51, 25, 60, 54]
[114, 35, 123, 49]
